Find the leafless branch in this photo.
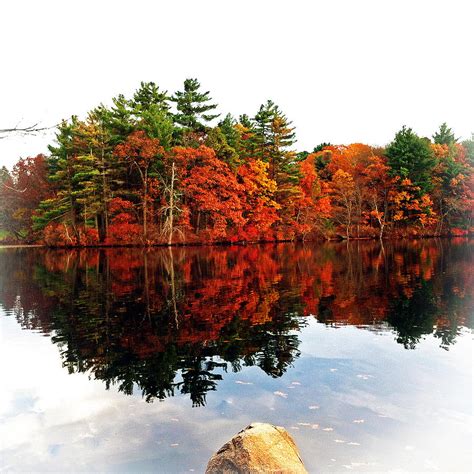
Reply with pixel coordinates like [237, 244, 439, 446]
[0, 123, 57, 139]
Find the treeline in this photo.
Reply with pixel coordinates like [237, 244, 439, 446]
[1, 79, 473, 246]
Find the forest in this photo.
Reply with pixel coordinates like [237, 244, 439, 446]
[1, 79, 472, 246]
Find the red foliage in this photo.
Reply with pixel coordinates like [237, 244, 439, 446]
[172, 146, 245, 240]
[105, 197, 142, 245]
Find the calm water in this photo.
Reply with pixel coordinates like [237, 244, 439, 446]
[0, 240, 472, 472]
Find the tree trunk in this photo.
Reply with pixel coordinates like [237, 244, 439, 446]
[143, 168, 148, 241]
[168, 161, 176, 246]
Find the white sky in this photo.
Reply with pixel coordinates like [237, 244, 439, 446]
[1, 0, 473, 169]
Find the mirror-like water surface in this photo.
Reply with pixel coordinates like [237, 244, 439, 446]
[0, 240, 472, 472]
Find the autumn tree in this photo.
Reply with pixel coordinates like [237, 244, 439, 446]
[293, 153, 332, 239]
[391, 178, 436, 230]
[330, 169, 357, 239]
[172, 146, 244, 240]
[115, 131, 164, 241]
[364, 155, 394, 239]
[0, 157, 49, 240]
[237, 159, 280, 240]
[326, 144, 377, 237]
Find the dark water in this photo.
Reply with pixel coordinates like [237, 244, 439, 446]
[0, 240, 472, 472]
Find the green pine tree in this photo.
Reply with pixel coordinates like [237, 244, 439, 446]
[433, 123, 457, 145]
[131, 81, 171, 113]
[172, 78, 219, 132]
[385, 126, 436, 194]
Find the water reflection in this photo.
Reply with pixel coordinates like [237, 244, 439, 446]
[0, 239, 472, 406]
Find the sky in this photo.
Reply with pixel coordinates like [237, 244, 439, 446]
[1, 0, 473, 169]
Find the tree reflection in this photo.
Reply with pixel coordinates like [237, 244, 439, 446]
[0, 239, 471, 405]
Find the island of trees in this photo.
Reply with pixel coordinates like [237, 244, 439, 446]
[1, 79, 472, 246]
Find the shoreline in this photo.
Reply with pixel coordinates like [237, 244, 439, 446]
[0, 234, 470, 250]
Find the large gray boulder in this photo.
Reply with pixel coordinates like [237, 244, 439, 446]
[205, 422, 308, 474]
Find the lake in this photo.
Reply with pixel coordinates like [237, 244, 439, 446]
[0, 239, 472, 472]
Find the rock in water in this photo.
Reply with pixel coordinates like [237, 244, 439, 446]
[205, 422, 308, 473]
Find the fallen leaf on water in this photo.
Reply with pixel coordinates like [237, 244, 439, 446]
[356, 374, 374, 380]
[273, 391, 288, 398]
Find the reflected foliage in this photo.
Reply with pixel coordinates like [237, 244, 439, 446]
[0, 240, 472, 405]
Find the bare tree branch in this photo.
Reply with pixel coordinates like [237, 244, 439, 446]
[0, 123, 57, 139]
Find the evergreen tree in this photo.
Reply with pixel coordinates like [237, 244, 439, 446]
[385, 126, 436, 194]
[253, 100, 276, 161]
[34, 118, 83, 242]
[253, 100, 299, 194]
[130, 82, 176, 149]
[235, 114, 257, 158]
[100, 94, 135, 146]
[218, 113, 241, 151]
[172, 78, 219, 132]
[0, 167, 13, 237]
[204, 127, 240, 168]
[131, 81, 170, 113]
[433, 122, 457, 145]
[140, 108, 175, 150]
[74, 111, 123, 240]
[462, 133, 474, 167]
